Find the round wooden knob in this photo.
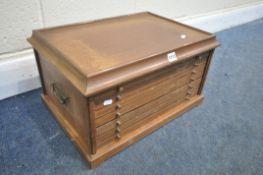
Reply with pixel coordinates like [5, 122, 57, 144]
[116, 103, 121, 109]
[116, 127, 121, 132]
[116, 133, 121, 139]
[116, 120, 121, 125]
[191, 70, 196, 74]
[116, 95, 122, 100]
[116, 112, 121, 117]
[118, 86, 124, 92]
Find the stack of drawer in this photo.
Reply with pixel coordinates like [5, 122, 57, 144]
[93, 52, 209, 148]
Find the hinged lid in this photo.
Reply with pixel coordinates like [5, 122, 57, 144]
[28, 12, 219, 96]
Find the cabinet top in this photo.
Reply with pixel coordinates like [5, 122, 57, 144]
[28, 12, 219, 96]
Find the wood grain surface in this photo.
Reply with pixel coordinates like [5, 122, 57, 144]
[28, 12, 219, 168]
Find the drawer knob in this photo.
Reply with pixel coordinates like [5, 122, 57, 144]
[116, 95, 122, 100]
[116, 133, 121, 139]
[116, 103, 121, 109]
[116, 120, 121, 125]
[118, 86, 124, 92]
[116, 127, 121, 132]
[116, 112, 121, 117]
[194, 62, 200, 66]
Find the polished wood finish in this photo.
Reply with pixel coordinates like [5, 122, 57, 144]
[28, 12, 219, 168]
[28, 12, 219, 96]
[93, 54, 207, 118]
[93, 56, 207, 147]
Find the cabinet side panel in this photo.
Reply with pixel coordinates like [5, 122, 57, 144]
[38, 52, 91, 154]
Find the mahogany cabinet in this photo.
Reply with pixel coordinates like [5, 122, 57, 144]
[28, 12, 219, 168]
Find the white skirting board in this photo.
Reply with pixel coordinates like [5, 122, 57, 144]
[0, 2, 263, 100]
[178, 1, 263, 32]
[0, 49, 40, 100]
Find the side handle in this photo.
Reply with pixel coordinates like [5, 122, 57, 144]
[50, 82, 69, 105]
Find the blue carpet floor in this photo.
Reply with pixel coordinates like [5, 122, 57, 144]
[1, 19, 263, 175]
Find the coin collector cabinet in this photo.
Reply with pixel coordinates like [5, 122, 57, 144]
[28, 12, 219, 168]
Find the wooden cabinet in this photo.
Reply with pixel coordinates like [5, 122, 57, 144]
[28, 12, 219, 168]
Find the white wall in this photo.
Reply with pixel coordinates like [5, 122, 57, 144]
[0, 0, 263, 100]
[0, 0, 262, 55]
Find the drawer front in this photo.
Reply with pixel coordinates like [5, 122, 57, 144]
[92, 52, 209, 148]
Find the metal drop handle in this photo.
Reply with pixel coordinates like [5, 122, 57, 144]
[50, 82, 69, 105]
